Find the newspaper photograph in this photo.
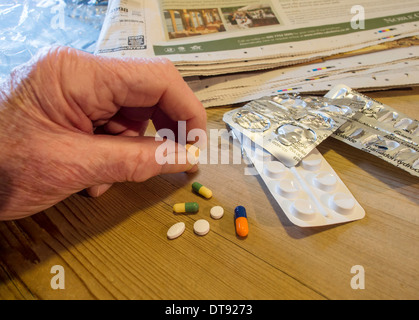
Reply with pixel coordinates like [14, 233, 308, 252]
[162, 3, 281, 40]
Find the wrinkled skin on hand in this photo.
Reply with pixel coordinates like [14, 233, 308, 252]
[0, 47, 206, 220]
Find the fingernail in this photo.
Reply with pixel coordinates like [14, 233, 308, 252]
[183, 144, 200, 173]
[186, 144, 200, 165]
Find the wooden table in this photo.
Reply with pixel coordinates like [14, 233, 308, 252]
[1, 88, 418, 300]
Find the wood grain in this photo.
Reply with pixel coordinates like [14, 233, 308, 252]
[1, 87, 418, 300]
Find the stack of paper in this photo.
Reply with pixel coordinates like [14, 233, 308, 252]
[190, 44, 419, 107]
[95, 0, 419, 107]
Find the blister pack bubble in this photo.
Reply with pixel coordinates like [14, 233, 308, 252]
[234, 130, 365, 227]
[223, 94, 365, 167]
[325, 84, 419, 177]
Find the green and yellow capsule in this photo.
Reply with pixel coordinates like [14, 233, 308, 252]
[173, 202, 199, 213]
[192, 182, 212, 199]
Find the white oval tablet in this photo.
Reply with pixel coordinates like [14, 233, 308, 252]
[210, 206, 224, 219]
[167, 222, 185, 240]
[194, 219, 210, 236]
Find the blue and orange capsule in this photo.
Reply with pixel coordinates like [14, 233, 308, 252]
[234, 206, 249, 237]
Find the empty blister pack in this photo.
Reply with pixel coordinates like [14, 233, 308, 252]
[237, 132, 365, 227]
[325, 84, 419, 177]
[223, 94, 365, 167]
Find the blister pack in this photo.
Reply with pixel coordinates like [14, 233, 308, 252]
[223, 94, 365, 167]
[234, 130, 365, 227]
[325, 85, 419, 177]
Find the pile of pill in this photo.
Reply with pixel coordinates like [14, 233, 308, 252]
[167, 183, 216, 239]
[167, 182, 247, 239]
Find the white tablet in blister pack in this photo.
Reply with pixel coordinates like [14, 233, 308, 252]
[239, 133, 365, 227]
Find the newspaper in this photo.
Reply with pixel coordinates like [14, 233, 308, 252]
[190, 45, 419, 106]
[95, 0, 419, 76]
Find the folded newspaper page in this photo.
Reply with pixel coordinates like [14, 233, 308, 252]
[191, 46, 419, 106]
[95, 0, 419, 76]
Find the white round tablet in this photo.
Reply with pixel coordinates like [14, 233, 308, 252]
[193, 219, 210, 236]
[329, 193, 355, 215]
[301, 153, 322, 171]
[276, 179, 300, 199]
[210, 206, 224, 219]
[167, 222, 185, 240]
[314, 172, 337, 192]
[264, 161, 286, 179]
[291, 199, 317, 221]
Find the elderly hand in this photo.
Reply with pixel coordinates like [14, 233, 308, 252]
[0, 47, 206, 220]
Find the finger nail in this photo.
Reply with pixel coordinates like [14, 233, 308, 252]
[186, 144, 200, 165]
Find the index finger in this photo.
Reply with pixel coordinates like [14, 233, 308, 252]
[98, 55, 207, 135]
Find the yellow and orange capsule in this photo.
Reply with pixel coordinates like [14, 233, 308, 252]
[234, 206, 248, 237]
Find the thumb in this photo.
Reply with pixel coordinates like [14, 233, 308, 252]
[82, 134, 200, 196]
[85, 183, 114, 198]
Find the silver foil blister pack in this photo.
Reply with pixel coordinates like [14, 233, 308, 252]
[223, 94, 365, 167]
[325, 84, 419, 177]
